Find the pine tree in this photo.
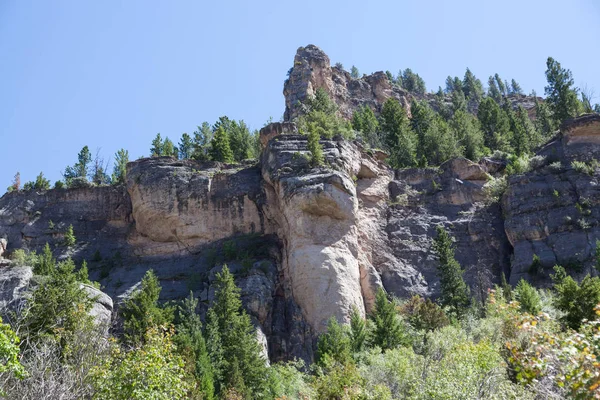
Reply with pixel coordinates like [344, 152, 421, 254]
[150, 133, 164, 157]
[121, 270, 174, 345]
[112, 148, 129, 185]
[174, 292, 215, 400]
[477, 97, 511, 151]
[402, 68, 426, 94]
[510, 79, 523, 95]
[350, 65, 360, 79]
[307, 128, 324, 166]
[209, 266, 267, 397]
[422, 115, 460, 165]
[487, 76, 502, 103]
[380, 98, 417, 168]
[432, 225, 470, 315]
[410, 100, 435, 160]
[162, 137, 178, 158]
[533, 94, 556, 139]
[495, 73, 507, 97]
[551, 266, 600, 330]
[545, 57, 579, 123]
[209, 126, 234, 163]
[450, 110, 484, 161]
[352, 105, 380, 147]
[35, 242, 55, 275]
[192, 122, 213, 161]
[349, 305, 367, 353]
[316, 317, 352, 366]
[64, 224, 76, 247]
[178, 133, 193, 159]
[462, 68, 484, 105]
[514, 279, 541, 315]
[370, 288, 407, 350]
[228, 120, 253, 162]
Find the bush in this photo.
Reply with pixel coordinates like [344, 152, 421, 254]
[400, 295, 449, 332]
[64, 225, 76, 247]
[514, 279, 542, 315]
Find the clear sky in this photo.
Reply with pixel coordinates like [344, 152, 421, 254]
[1, 0, 599, 190]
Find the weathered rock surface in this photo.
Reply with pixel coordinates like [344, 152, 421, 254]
[283, 44, 541, 122]
[504, 114, 600, 284]
[1, 112, 599, 362]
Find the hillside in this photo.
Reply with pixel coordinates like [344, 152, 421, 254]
[1, 45, 600, 399]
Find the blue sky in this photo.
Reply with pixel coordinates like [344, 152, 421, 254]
[1, 0, 599, 190]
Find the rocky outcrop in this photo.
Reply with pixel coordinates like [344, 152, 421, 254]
[283, 45, 412, 121]
[1, 110, 599, 362]
[504, 115, 600, 284]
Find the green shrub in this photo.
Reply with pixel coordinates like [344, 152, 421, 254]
[64, 224, 76, 247]
[514, 279, 542, 315]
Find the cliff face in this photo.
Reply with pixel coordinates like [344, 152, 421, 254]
[1, 42, 599, 361]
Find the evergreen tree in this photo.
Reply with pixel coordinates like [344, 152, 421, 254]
[316, 317, 352, 366]
[352, 105, 380, 147]
[514, 279, 541, 315]
[33, 172, 51, 190]
[551, 266, 600, 330]
[350, 65, 360, 79]
[298, 88, 352, 140]
[204, 308, 224, 392]
[370, 288, 407, 350]
[545, 57, 579, 123]
[112, 148, 129, 185]
[487, 76, 502, 103]
[63, 145, 92, 185]
[449, 110, 484, 161]
[462, 68, 484, 105]
[395, 69, 404, 88]
[307, 128, 324, 166]
[402, 68, 426, 95]
[432, 225, 470, 315]
[349, 305, 367, 353]
[64, 224, 76, 247]
[495, 73, 507, 97]
[23, 257, 93, 349]
[35, 242, 55, 275]
[178, 133, 193, 159]
[228, 120, 253, 161]
[385, 70, 394, 83]
[174, 292, 215, 400]
[121, 270, 174, 345]
[209, 126, 234, 163]
[510, 79, 523, 95]
[380, 98, 417, 168]
[192, 122, 213, 161]
[422, 115, 460, 165]
[209, 266, 267, 397]
[410, 100, 435, 160]
[150, 133, 164, 157]
[477, 97, 511, 151]
[162, 138, 178, 158]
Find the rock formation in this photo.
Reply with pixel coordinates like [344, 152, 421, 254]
[0, 43, 599, 362]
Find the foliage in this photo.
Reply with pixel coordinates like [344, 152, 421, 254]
[0, 317, 26, 386]
[178, 133, 193, 159]
[545, 57, 579, 124]
[111, 148, 129, 185]
[401, 68, 426, 95]
[371, 288, 409, 350]
[514, 279, 541, 315]
[35, 242, 55, 275]
[21, 257, 94, 352]
[209, 265, 267, 397]
[316, 317, 352, 366]
[173, 292, 215, 400]
[352, 105, 380, 147]
[90, 328, 190, 400]
[400, 295, 449, 332]
[209, 126, 235, 163]
[63, 145, 92, 186]
[121, 270, 174, 345]
[449, 110, 484, 161]
[477, 97, 511, 151]
[64, 224, 76, 247]
[349, 305, 367, 353]
[433, 225, 470, 315]
[297, 88, 352, 142]
[551, 265, 600, 330]
[307, 127, 324, 166]
[350, 65, 360, 79]
[380, 98, 417, 168]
